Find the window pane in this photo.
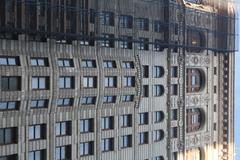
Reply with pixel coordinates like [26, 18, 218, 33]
[56, 147, 61, 160]
[29, 126, 34, 139]
[8, 102, 16, 109]
[31, 100, 38, 107]
[28, 152, 34, 160]
[38, 59, 44, 66]
[58, 60, 63, 66]
[39, 78, 46, 89]
[35, 125, 41, 139]
[59, 78, 65, 88]
[0, 58, 7, 65]
[31, 59, 37, 66]
[8, 58, 16, 65]
[0, 102, 7, 110]
[32, 78, 38, 89]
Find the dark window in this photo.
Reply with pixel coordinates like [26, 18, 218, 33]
[101, 138, 114, 152]
[31, 77, 49, 90]
[80, 118, 94, 133]
[142, 65, 149, 78]
[154, 66, 164, 78]
[59, 76, 74, 89]
[155, 156, 164, 160]
[104, 76, 117, 88]
[119, 15, 133, 28]
[101, 34, 114, 48]
[186, 108, 203, 133]
[171, 109, 178, 120]
[80, 97, 96, 105]
[103, 60, 116, 68]
[0, 101, 19, 111]
[30, 57, 49, 66]
[143, 85, 149, 97]
[28, 150, 46, 160]
[214, 86, 217, 93]
[57, 59, 74, 67]
[57, 98, 73, 107]
[171, 84, 178, 95]
[79, 141, 94, 156]
[55, 145, 71, 160]
[101, 11, 114, 26]
[81, 60, 96, 68]
[29, 124, 46, 140]
[137, 18, 149, 31]
[1, 76, 21, 91]
[171, 66, 178, 77]
[83, 76, 97, 88]
[214, 67, 217, 75]
[0, 56, 20, 66]
[120, 36, 132, 49]
[30, 99, 48, 109]
[138, 38, 149, 51]
[0, 127, 18, 145]
[187, 29, 206, 53]
[0, 154, 18, 160]
[101, 116, 114, 130]
[138, 132, 148, 145]
[154, 39, 165, 52]
[154, 111, 164, 123]
[154, 21, 164, 32]
[120, 114, 132, 127]
[153, 130, 164, 142]
[123, 76, 135, 87]
[171, 127, 178, 138]
[154, 85, 164, 97]
[139, 112, 148, 125]
[103, 96, 116, 104]
[186, 69, 205, 93]
[121, 95, 134, 102]
[56, 121, 71, 136]
[122, 61, 134, 69]
[120, 135, 132, 148]
[214, 104, 217, 112]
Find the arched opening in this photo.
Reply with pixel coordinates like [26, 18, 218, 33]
[186, 108, 204, 133]
[187, 29, 206, 53]
[186, 68, 205, 93]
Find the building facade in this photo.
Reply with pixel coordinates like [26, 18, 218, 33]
[0, 0, 236, 160]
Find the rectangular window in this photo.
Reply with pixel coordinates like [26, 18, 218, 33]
[137, 18, 149, 31]
[103, 60, 116, 68]
[214, 104, 217, 112]
[214, 86, 217, 93]
[31, 77, 49, 90]
[154, 85, 164, 97]
[121, 95, 134, 102]
[1, 76, 21, 91]
[120, 36, 132, 49]
[171, 66, 178, 77]
[28, 150, 46, 160]
[120, 135, 132, 148]
[81, 60, 96, 68]
[104, 76, 117, 88]
[59, 76, 74, 89]
[101, 34, 114, 48]
[171, 109, 178, 120]
[154, 66, 164, 78]
[153, 130, 163, 142]
[139, 112, 148, 125]
[138, 132, 148, 145]
[29, 124, 46, 140]
[142, 65, 149, 78]
[56, 121, 71, 136]
[101, 11, 114, 26]
[0, 101, 19, 111]
[0, 127, 18, 145]
[83, 76, 97, 88]
[101, 138, 114, 152]
[119, 15, 133, 28]
[171, 127, 178, 138]
[138, 38, 149, 50]
[121, 61, 134, 69]
[0, 56, 20, 66]
[103, 96, 116, 103]
[171, 84, 178, 95]
[143, 85, 149, 97]
[30, 99, 48, 109]
[80, 97, 96, 105]
[154, 111, 163, 123]
[123, 76, 135, 87]
[0, 154, 18, 160]
[55, 145, 71, 160]
[214, 67, 217, 75]
[154, 39, 164, 52]
[57, 98, 73, 107]
[101, 116, 114, 130]
[154, 20, 163, 32]
[57, 59, 74, 67]
[120, 114, 132, 128]
[30, 57, 48, 66]
[79, 141, 94, 156]
[80, 118, 94, 133]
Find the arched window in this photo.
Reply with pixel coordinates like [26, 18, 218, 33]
[186, 68, 205, 93]
[186, 108, 204, 133]
[187, 30, 206, 53]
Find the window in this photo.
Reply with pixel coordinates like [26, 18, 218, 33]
[186, 69, 205, 93]
[57, 59, 74, 67]
[1, 76, 21, 91]
[138, 132, 148, 145]
[56, 121, 71, 136]
[122, 61, 134, 69]
[214, 67, 217, 75]
[103, 60, 116, 68]
[101, 116, 114, 130]
[0, 154, 18, 160]
[55, 145, 71, 160]
[119, 15, 133, 28]
[143, 85, 149, 97]
[171, 84, 178, 95]
[155, 156, 164, 160]
[120, 36, 132, 49]
[214, 86, 217, 93]
[214, 104, 217, 112]
[123, 76, 135, 87]
[101, 138, 114, 152]
[154, 66, 164, 78]
[101, 34, 114, 48]
[101, 11, 114, 26]
[139, 112, 148, 125]
[30, 99, 48, 109]
[83, 76, 97, 88]
[79, 141, 94, 156]
[30, 57, 48, 66]
[0, 101, 19, 111]
[59, 76, 74, 89]
[103, 96, 116, 103]
[120, 114, 132, 128]
[120, 135, 132, 148]
[142, 65, 149, 78]
[138, 38, 149, 50]
[171, 127, 178, 138]
[153, 130, 164, 142]
[154, 85, 164, 97]
[137, 18, 149, 31]
[171, 109, 178, 120]
[104, 76, 117, 87]
[0, 127, 17, 145]
[171, 66, 178, 77]
[154, 111, 164, 123]
[80, 97, 96, 105]
[0, 56, 20, 66]
[32, 77, 49, 90]
[186, 108, 203, 133]
[28, 150, 46, 160]
[154, 39, 165, 52]
[121, 95, 134, 102]
[29, 124, 46, 140]
[81, 60, 96, 68]
[154, 20, 164, 32]
[80, 118, 94, 133]
[214, 123, 217, 130]
[187, 29, 206, 53]
[57, 98, 73, 107]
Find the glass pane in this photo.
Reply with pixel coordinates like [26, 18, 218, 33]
[65, 78, 71, 88]
[35, 150, 41, 160]
[80, 120, 84, 132]
[32, 78, 38, 89]
[56, 147, 61, 160]
[88, 77, 93, 87]
[58, 60, 63, 67]
[61, 123, 66, 135]
[64, 60, 70, 67]
[9, 77, 18, 90]
[38, 59, 45, 66]
[35, 125, 41, 139]
[28, 152, 34, 160]
[63, 99, 70, 105]
[1, 77, 9, 90]
[59, 78, 65, 88]
[5, 129, 11, 143]
[29, 126, 34, 139]
[57, 99, 63, 106]
[0, 102, 7, 110]
[30, 59, 37, 66]
[80, 143, 84, 155]
[31, 100, 38, 107]
[56, 123, 60, 135]
[83, 78, 88, 87]
[8, 102, 16, 109]
[39, 78, 46, 89]
[0, 130, 4, 144]
[8, 58, 16, 65]
[38, 100, 45, 107]
[0, 58, 7, 65]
